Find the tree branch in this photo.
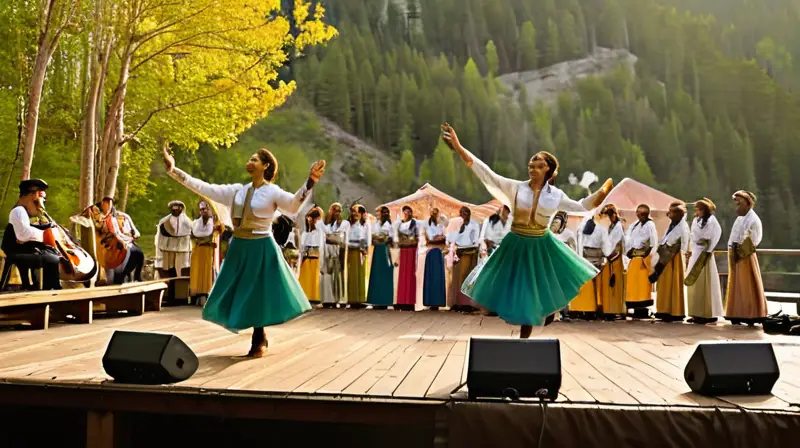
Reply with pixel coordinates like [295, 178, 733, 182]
[119, 87, 234, 144]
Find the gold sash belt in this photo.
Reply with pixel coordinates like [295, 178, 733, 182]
[510, 224, 547, 237]
[630, 248, 649, 258]
[684, 252, 711, 286]
[303, 247, 320, 259]
[733, 237, 756, 263]
[232, 228, 271, 240]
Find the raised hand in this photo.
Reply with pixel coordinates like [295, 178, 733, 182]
[441, 123, 461, 151]
[163, 145, 175, 173]
[309, 160, 326, 183]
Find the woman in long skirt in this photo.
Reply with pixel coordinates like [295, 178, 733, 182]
[449, 206, 482, 312]
[685, 198, 723, 324]
[163, 147, 324, 357]
[321, 204, 349, 308]
[423, 208, 448, 310]
[367, 206, 394, 308]
[396, 206, 420, 311]
[298, 206, 326, 304]
[345, 205, 370, 308]
[443, 124, 612, 338]
[598, 205, 627, 320]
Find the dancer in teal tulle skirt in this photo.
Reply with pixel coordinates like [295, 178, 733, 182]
[442, 124, 614, 338]
[163, 146, 326, 357]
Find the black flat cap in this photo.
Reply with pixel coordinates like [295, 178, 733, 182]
[19, 179, 48, 196]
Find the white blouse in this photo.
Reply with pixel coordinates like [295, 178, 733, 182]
[728, 209, 763, 247]
[8, 206, 44, 244]
[466, 148, 600, 227]
[451, 220, 481, 248]
[169, 167, 310, 234]
[659, 219, 690, 253]
[480, 218, 510, 245]
[577, 218, 612, 257]
[608, 221, 625, 250]
[192, 217, 214, 238]
[372, 221, 393, 243]
[301, 220, 326, 249]
[422, 218, 447, 241]
[690, 215, 722, 254]
[396, 219, 421, 238]
[626, 220, 658, 251]
[347, 221, 370, 248]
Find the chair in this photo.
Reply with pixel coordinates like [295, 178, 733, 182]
[0, 253, 44, 292]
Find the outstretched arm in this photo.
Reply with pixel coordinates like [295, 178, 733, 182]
[441, 124, 517, 207]
[164, 147, 242, 205]
[273, 161, 326, 216]
[557, 180, 614, 212]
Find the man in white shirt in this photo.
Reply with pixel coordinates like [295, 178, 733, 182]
[1, 179, 62, 290]
[725, 190, 767, 325]
[155, 200, 193, 278]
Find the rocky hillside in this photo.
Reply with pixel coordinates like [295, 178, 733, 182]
[497, 47, 638, 106]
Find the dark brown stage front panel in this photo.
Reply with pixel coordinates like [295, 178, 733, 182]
[447, 401, 800, 447]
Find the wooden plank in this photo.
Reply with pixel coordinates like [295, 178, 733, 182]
[86, 410, 114, 448]
[0, 304, 50, 330]
[51, 300, 94, 324]
[0, 280, 168, 308]
[144, 289, 163, 312]
[99, 293, 145, 316]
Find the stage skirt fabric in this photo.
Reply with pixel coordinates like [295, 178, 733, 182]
[655, 255, 686, 318]
[423, 247, 447, 307]
[320, 244, 344, 304]
[396, 247, 418, 306]
[600, 257, 626, 315]
[725, 251, 768, 319]
[450, 249, 479, 307]
[346, 248, 367, 304]
[299, 257, 321, 302]
[570, 277, 600, 313]
[367, 244, 394, 306]
[687, 254, 723, 318]
[625, 257, 654, 307]
[189, 244, 216, 296]
[201, 237, 311, 332]
[461, 231, 598, 326]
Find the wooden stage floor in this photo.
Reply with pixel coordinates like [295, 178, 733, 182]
[1, 307, 799, 411]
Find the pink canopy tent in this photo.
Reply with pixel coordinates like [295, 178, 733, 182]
[380, 184, 502, 222]
[566, 178, 681, 235]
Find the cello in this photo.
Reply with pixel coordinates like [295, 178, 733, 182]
[39, 211, 98, 282]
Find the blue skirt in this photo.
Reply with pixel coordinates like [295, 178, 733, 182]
[423, 248, 446, 306]
[462, 231, 598, 326]
[367, 244, 394, 305]
[202, 237, 312, 332]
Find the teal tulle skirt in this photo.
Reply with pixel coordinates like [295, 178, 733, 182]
[462, 231, 598, 326]
[202, 237, 312, 332]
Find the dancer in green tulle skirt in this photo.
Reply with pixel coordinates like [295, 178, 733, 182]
[442, 124, 614, 338]
[163, 146, 326, 357]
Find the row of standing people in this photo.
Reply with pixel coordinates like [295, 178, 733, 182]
[553, 192, 766, 325]
[289, 202, 511, 311]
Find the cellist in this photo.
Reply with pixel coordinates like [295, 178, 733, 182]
[1, 179, 62, 290]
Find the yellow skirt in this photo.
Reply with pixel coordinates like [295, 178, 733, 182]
[625, 257, 653, 305]
[655, 255, 686, 317]
[189, 245, 216, 296]
[600, 257, 626, 315]
[299, 257, 321, 302]
[346, 249, 367, 303]
[570, 277, 600, 313]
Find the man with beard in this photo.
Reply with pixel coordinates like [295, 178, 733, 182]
[155, 201, 193, 279]
[725, 190, 767, 326]
[1, 179, 62, 290]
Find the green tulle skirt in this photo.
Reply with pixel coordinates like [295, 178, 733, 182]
[462, 231, 598, 326]
[202, 236, 312, 332]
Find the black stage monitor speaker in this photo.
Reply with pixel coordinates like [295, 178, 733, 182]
[684, 342, 780, 396]
[102, 330, 198, 385]
[467, 337, 561, 401]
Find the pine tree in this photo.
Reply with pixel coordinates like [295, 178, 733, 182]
[317, 43, 352, 131]
[517, 21, 537, 71]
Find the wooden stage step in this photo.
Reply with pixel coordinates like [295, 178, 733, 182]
[0, 278, 189, 330]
